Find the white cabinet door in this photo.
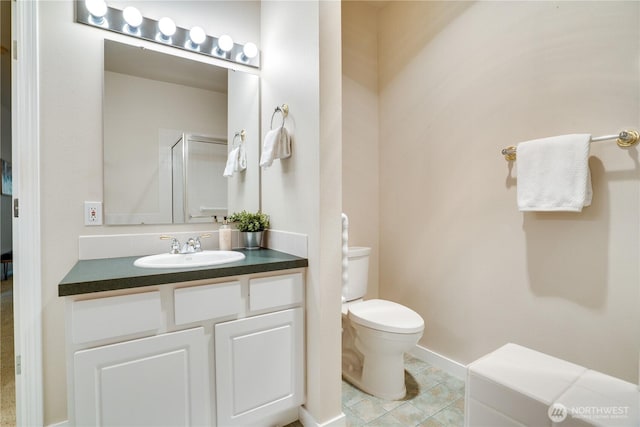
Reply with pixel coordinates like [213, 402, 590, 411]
[215, 307, 304, 426]
[73, 327, 210, 426]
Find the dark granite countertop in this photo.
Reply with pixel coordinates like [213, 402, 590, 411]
[59, 248, 308, 297]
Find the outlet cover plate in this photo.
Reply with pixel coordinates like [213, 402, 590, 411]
[84, 201, 103, 226]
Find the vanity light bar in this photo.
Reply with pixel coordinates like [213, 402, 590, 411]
[75, 0, 260, 68]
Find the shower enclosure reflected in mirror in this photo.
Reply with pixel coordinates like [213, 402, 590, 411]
[170, 133, 229, 224]
[103, 40, 260, 225]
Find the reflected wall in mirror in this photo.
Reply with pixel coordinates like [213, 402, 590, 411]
[103, 40, 260, 225]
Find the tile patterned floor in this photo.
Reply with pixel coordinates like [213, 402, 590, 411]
[287, 354, 465, 427]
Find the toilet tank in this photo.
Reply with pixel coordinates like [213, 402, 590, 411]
[344, 247, 371, 302]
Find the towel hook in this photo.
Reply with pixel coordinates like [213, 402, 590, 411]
[232, 129, 246, 148]
[270, 104, 289, 130]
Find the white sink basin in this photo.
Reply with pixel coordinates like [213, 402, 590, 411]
[134, 250, 246, 269]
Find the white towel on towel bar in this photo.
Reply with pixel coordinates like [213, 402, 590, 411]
[516, 134, 592, 212]
[260, 127, 291, 168]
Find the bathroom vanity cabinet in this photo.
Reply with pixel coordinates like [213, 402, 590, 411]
[60, 253, 306, 427]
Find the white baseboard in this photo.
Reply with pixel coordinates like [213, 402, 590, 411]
[299, 406, 346, 427]
[410, 344, 467, 380]
[47, 421, 69, 427]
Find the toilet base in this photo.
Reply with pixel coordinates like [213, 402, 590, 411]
[341, 324, 409, 400]
[342, 369, 407, 401]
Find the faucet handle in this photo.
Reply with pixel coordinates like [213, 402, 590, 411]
[160, 235, 181, 254]
[195, 233, 211, 251]
[190, 234, 211, 252]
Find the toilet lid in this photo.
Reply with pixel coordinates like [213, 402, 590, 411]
[348, 299, 424, 334]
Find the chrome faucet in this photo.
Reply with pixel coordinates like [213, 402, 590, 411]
[160, 235, 182, 254]
[181, 237, 199, 253]
[161, 234, 211, 254]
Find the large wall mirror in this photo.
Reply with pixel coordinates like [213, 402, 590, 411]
[103, 40, 260, 225]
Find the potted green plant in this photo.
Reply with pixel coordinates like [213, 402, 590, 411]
[228, 210, 270, 249]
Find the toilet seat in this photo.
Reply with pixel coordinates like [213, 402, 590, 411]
[341, 299, 363, 315]
[348, 299, 424, 334]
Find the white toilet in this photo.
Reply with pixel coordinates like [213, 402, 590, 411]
[342, 246, 425, 400]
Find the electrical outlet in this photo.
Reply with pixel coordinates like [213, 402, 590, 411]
[84, 201, 103, 226]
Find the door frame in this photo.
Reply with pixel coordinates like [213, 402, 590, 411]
[12, 0, 44, 425]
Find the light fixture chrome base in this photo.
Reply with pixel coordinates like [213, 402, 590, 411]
[75, 0, 260, 68]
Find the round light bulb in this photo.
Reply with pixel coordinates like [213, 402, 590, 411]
[123, 7, 142, 28]
[217, 34, 234, 53]
[158, 17, 176, 37]
[189, 26, 206, 45]
[243, 42, 258, 59]
[85, 0, 107, 18]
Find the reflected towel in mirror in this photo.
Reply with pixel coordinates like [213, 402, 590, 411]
[238, 143, 247, 171]
[223, 144, 247, 178]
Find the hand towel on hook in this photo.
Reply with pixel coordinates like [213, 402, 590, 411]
[260, 127, 291, 168]
[516, 134, 592, 212]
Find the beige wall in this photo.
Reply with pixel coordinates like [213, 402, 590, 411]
[38, 1, 259, 423]
[375, 1, 640, 382]
[261, 1, 344, 423]
[341, 2, 379, 299]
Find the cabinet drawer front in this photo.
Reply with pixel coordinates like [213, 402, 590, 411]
[72, 291, 161, 344]
[174, 281, 241, 325]
[249, 273, 303, 312]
